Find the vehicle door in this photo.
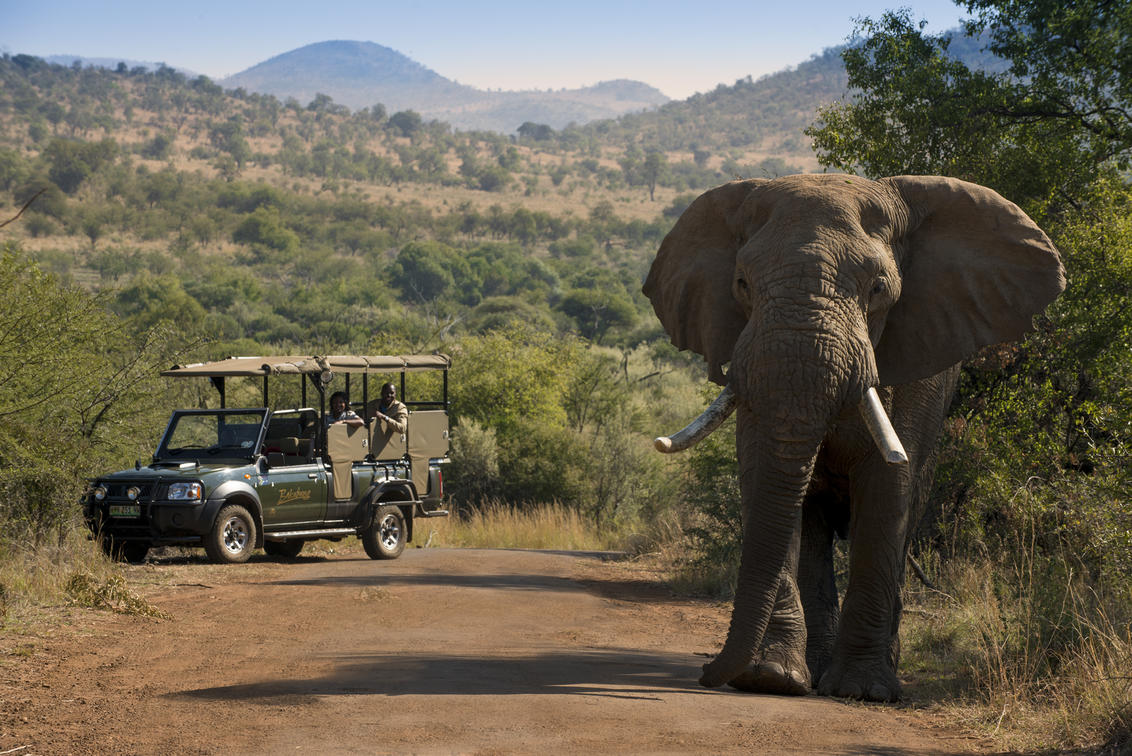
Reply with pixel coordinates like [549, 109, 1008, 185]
[257, 460, 327, 528]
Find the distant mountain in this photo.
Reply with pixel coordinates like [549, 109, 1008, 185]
[570, 28, 1007, 158]
[220, 40, 669, 133]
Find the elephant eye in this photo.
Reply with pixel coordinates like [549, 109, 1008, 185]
[736, 277, 749, 293]
[870, 280, 887, 297]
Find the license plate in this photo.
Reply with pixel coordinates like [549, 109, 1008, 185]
[109, 504, 141, 517]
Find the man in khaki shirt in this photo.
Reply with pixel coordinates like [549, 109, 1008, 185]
[374, 382, 408, 434]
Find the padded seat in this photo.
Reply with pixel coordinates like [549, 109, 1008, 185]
[278, 437, 306, 463]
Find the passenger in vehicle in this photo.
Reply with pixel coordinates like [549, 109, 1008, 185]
[326, 391, 365, 428]
[373, 382, 408, 434]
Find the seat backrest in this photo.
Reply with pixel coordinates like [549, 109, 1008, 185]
[267, 417, 302, 439]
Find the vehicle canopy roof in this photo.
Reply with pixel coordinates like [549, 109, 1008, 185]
[162, 354, 450, 378]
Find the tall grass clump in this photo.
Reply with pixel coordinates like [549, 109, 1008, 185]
[0, 527, 117, 624]
[903, 479, 1131, 753]
[426, 500, 631, 552]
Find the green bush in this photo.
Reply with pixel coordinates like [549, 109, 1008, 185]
[0, 247, 188, 547]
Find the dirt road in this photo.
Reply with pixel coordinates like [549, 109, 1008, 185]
[1, 548, 978, 754]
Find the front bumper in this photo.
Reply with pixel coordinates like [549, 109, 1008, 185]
[85, 494, 214, 545]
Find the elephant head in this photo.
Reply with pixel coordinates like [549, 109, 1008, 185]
[643, 174, 1064, 688]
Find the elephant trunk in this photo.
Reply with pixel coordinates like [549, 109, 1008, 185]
[700, 324, 872, 688]
[700, 422, 819, 686]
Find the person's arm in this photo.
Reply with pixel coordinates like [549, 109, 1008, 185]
[333, 410, 365, 428]
[375, 403, 408, 434]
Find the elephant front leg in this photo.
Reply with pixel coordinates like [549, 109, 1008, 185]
[817, 459, 910, 702]
[728, 565, 811, 696]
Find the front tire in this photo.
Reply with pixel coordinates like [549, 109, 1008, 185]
[100, 537, 149, 564]
[362, 504, 406, 560]
[264, 539, 304, 559]
[204, 504, 256, 564]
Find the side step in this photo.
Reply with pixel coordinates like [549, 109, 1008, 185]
[418, 509, 449, 518]
[264, 528, 357, 541]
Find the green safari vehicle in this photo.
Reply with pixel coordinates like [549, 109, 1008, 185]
[83, 355, 451, 564]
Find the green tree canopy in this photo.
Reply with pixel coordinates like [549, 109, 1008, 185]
[0, 247, 187, 542]
[388, 110, 423, 137]
[43, 137, 118, 193]
[806, 1, 1132, 211]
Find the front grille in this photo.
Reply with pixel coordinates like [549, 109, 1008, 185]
[90, 480, 157, 537]
[102, 482, 157, 499]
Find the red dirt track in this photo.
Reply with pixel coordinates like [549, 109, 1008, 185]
[1, 548, 978, 754]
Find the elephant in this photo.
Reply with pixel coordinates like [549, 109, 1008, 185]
[644, 174, 1064, 701]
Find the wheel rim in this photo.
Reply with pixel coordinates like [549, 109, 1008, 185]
[222, 516, 249, 554]
[378, 513, 401, 550]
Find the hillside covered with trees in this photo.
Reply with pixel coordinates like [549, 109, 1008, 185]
[0, 50, 794, 550]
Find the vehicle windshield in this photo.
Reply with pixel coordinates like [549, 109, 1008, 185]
[157, 409, 267, 461]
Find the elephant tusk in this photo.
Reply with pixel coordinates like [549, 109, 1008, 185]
[654, 384, 738, 453]
[860, 387, 909, 465]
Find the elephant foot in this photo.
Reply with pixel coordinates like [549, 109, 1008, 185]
[816, 657, 901, 702]
[728, 656, 810, 696]
[727, 630, 811, 697]
[723, 572, 811, 696]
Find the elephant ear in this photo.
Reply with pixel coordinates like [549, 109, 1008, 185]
[643, 179, 766, 385]
[875, 176, 1066, 385]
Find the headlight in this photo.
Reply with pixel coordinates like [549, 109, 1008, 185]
[126, 486, 141, 501]
[167, 482, 203, 501]
[92, 485, 108, 501]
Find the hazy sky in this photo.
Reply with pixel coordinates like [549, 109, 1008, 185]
[2, 0, 971, 100]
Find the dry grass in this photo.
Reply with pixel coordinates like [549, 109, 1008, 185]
[63, 571, 171, 619]
[901, 554, 1132, 754]
[0, 530, 113, 617]
[420, 500, 629, 552]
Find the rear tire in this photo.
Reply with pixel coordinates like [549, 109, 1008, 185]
[264, 540, 304, 559]
[362, 505, 406, 560]
[204, 504, 256, 564]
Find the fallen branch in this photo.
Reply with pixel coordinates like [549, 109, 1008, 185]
[0, 189, 46, 230]
[907, 553, 940, 592]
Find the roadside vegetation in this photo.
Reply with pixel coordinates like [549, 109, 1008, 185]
[1, 1, 1129, 751]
